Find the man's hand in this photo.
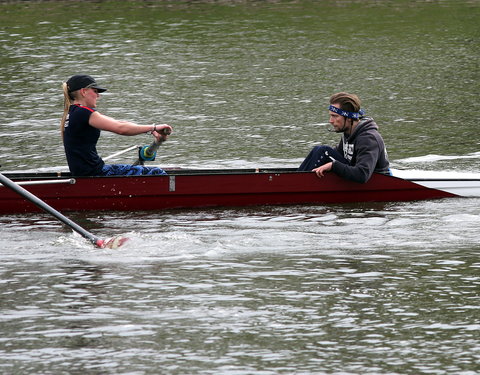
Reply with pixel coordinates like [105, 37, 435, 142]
[312, 162, 333, 178]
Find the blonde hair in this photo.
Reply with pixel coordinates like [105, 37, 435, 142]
[60, 82, 75, 139]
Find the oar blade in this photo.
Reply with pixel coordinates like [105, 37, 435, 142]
[97, 236, 129, 249]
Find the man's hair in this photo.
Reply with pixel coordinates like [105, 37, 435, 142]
[329, 92, 361, 113]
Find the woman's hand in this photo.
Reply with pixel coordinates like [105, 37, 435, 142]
[152, 124, 172, 142]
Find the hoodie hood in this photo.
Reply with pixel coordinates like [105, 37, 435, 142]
[345, 117, 378, 142]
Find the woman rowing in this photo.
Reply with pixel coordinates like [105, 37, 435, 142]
[61, 74, 172, 176]
[298, 92, 390, 183]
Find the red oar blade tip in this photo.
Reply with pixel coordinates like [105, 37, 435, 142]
[96, 236, 129, 249]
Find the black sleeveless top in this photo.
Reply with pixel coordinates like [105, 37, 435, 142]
[63, 104, 104, 176]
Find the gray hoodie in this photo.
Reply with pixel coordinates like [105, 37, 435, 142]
[331, 117, 390, 183]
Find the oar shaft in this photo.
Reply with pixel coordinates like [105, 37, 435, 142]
[0, 173, 103, 247]
[104, 145, 139, 162]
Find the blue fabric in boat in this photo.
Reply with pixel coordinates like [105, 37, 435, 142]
[101, 164, 167, 176]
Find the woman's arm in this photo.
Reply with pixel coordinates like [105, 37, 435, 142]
[89, 111, 171, 137]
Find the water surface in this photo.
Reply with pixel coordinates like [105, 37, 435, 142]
[0, 1, 479, 374]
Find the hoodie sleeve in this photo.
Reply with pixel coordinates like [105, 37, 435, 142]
[330, 132, 381, 183]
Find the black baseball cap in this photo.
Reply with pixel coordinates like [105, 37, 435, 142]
[66, 75, 107, 93]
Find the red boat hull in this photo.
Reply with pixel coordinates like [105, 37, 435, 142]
[0, 169, 457, 214]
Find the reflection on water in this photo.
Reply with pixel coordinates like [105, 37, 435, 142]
[1, 1, 479, 374]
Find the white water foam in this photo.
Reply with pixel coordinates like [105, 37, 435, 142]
[395, 151, 480, 164]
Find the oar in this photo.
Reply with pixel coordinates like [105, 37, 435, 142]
[104, 145, 139, 162]
[133, 128, 171, 166]
[0, 172, 127, 249]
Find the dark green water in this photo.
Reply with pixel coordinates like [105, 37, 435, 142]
[1, 1, 479, 374]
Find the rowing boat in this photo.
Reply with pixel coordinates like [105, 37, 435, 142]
[0, 168, 479, 214]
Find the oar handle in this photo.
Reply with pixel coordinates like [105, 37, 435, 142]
[147, 127, 171, 154]
[134, 127, 171, 165]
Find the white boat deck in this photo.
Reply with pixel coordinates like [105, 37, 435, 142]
[391, 169, 480, 197]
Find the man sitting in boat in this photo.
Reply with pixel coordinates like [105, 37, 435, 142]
[61, 74, 172, 176]
[298, 92, 390, 183]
